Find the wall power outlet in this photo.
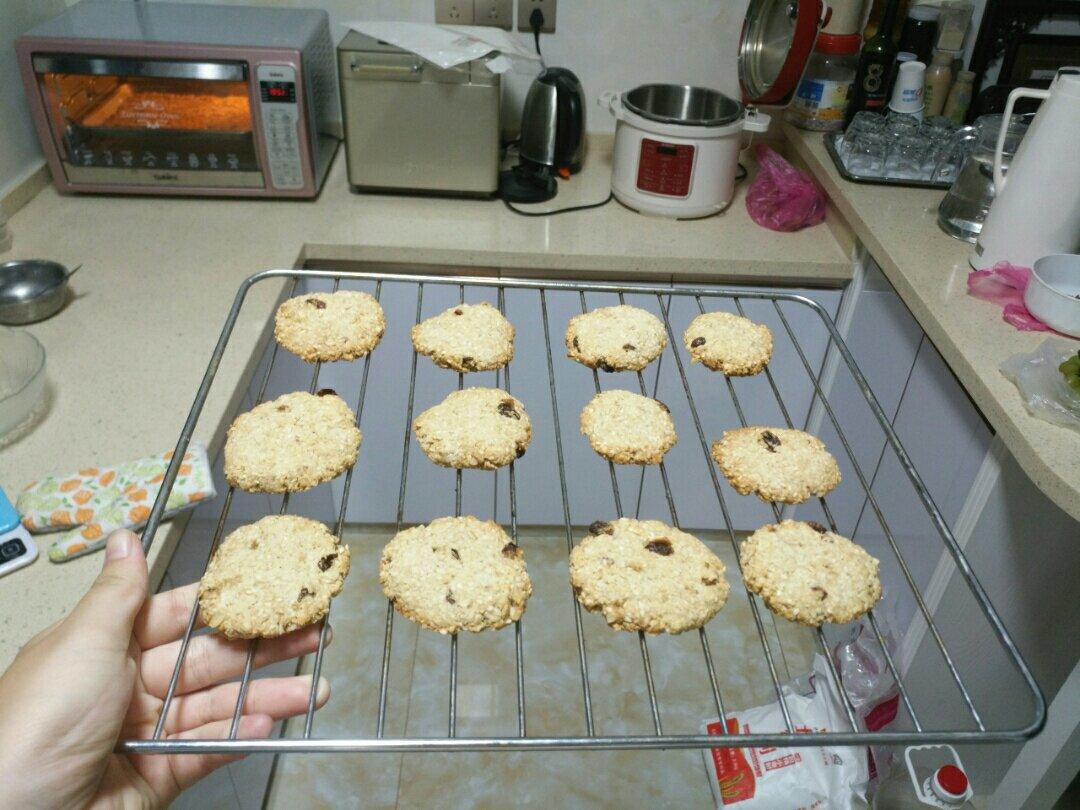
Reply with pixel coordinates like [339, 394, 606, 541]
[474, 0, 512, 30]
[435, 0, 474, 25]
[517, 0, 556, 33]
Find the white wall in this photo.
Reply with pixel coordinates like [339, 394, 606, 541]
[0, 0, 69, 198]
[174, 0, 751, 131]
[0, 0, 753, 193]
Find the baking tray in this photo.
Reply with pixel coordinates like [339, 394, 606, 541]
[123, 268, 1044, 754]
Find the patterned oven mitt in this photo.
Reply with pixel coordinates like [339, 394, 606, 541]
[17, 443, 216, 563]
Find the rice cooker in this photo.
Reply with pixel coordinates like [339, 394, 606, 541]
[604, 0, 828, 218]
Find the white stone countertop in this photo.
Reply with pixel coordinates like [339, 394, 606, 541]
[0, 137, 850, 667]
[785, 123, 1080, 525]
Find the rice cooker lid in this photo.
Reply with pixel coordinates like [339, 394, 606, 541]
[622, 84, 744, 127]
[739, 0, 827, 106]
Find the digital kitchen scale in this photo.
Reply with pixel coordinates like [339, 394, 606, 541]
[0, 486, 37, 578]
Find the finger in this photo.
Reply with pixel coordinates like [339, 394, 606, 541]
[163, 675, 330, 734]
[133, 582, 203, 649]
[67, 530, 148, 651]
[141, 623, 328, 697]
[166, 714, 274, 794]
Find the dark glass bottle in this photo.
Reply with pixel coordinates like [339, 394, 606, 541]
[845, 0, 903, 124]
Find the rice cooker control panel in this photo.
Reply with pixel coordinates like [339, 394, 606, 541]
[636, 139, 695, 198]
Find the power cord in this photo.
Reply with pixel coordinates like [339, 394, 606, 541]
[503, 191, 614, 217]
[529, 8, 544, 56]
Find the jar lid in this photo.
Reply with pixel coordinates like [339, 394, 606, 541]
[932, 765, 970, 801]
[908, 4, 941, 20]
[815, 33, 861, 55]
[738, 0, 827, 105]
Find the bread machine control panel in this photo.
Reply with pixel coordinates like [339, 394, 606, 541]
[257, 64, 304, 190]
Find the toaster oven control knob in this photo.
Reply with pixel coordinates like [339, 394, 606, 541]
[257, 64, 304, 190]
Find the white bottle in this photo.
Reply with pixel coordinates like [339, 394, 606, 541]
[923, 51, 953, 117]
[872, 746, 974, 809]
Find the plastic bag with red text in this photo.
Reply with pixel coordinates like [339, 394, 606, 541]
[745, 144, 827, 232]
[702, 655, 870, 809]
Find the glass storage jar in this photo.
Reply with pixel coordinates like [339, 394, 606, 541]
[786, 33, 862, 131]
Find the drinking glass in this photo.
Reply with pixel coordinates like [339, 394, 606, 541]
[887, 133, 932, 179]
[846, 131, 888, 175]
[886, 111, 920, 137]
[840, 111, 884, 156]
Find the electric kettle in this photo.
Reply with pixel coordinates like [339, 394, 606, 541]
[499, 67, 585, 203]
[972, 68, 1080, 268]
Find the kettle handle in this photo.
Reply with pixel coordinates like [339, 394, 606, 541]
[598, 90, 622, 121]
[994, 86, 1050, 192]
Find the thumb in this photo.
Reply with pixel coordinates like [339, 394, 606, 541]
[70, 530, 149, 646]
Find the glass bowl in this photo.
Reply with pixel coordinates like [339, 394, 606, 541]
[0, 327, 46, 438]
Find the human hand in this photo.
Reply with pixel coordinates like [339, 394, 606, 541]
[0, 529, 330, 809]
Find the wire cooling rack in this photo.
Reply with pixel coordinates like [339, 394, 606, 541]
[126, 268, 1045, 754]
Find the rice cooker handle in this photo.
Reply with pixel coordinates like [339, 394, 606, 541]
[743, 106, 771, 133]
[599, 90, 623, 121]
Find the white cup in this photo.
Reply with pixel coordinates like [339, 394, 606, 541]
[889, 61, 927, 119]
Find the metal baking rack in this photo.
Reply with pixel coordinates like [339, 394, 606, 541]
[124, 268, 1044, 754]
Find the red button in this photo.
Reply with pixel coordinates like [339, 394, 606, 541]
[937, 765, 968, 796]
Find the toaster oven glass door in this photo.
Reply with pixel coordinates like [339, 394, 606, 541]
[32, 55, 262, 187]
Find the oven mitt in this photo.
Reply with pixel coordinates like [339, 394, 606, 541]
[16, 443, 215, 563]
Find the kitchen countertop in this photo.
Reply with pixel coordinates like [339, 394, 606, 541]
[0, 136, 850, 668]
[785, 123, 1080, 524]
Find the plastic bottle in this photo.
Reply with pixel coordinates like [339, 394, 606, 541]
[924, 50, 954, 117]
[786, 33, 862, 131]
[943, 70, 975, 124]
[872, 747, 974, 809]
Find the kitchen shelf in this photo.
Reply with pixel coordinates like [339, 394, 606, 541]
[125, 268, 1045, 754]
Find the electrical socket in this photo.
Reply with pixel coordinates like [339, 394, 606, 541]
[435, 0, 474, 25]
[473, 0, 512, 30]
[517, 0, 555, 32]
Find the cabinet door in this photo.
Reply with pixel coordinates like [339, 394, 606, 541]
[794, 258, 924, 537]
[849, 335, 993, 636]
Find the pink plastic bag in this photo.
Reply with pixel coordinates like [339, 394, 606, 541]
[745, 144, 827, 232]
[967, 262, 1054, 332]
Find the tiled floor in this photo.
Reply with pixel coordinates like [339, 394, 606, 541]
[255, 526, 820, 809]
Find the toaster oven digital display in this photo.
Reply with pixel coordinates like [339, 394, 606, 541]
[260, 81, 296, 103]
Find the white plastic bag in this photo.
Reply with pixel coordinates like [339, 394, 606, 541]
[702, 655, 870, 809]
[1000, 338, 1080, 431]
[344, 21, 540, 73]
